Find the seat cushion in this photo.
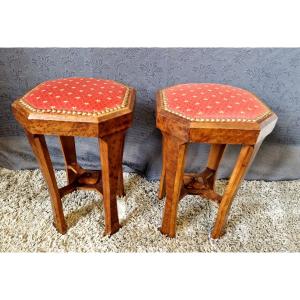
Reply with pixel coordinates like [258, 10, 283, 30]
[161, 83, 271, 122]
[20, 77, 129, 116]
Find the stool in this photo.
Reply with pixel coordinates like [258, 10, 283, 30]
[12, 77, 135, 235]
[156, 83, 277, 238]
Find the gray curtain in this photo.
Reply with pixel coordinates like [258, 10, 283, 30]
[0, 48, 299, 180]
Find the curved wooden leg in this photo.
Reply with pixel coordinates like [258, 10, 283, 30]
[160, 134, 187, 237]
[99, 131, 125, 236]
[211, 143, 261, 239]
[59, 136, 77, 184]
[26, 131, 67, 234]
[206, 144, 226, 189]
[158, 134, 166, 200]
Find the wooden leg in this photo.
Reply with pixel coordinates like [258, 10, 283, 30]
[206, 144, 226, 189]
[160, 134, 187, 237]
[117, 133, 125, 197]
[211, 143, 261, 239]
[25, 131, 67, 234]
[59, 136, 77, 184]
[99, 131, 125, 236]
[158, 134, 166, 200]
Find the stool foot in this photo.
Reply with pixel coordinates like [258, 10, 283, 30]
[99, 131, 125, 237]
[211, 144, 258, 239]
[160, 227, 176, 238]
[26, 131, 67, 234]
[160, 134, 187, 238]
[53, 222, 68, 235]
[104, 223, 122, 237]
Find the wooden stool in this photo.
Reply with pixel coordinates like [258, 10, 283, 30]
[156, 83, 277, 238]
[12, 77, 135, 235]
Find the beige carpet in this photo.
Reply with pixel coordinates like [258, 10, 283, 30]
[0, 167, 299, 252]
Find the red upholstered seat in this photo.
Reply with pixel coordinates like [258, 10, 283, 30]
[161, 83, 271, 122]
[20, 77, 130, 116]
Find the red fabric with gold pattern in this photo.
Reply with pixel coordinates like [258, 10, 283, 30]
[162, 83, 271, 122]
[21, 77, 129, 115]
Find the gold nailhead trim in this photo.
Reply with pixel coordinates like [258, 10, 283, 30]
[160, 89, 272, 123]
[18, 81, 131, 117]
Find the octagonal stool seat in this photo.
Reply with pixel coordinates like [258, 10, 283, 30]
[12, 77, 135, 235]
[156, 83, 277, 239]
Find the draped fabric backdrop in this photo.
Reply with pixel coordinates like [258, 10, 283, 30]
[0, 48, 299, 180]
